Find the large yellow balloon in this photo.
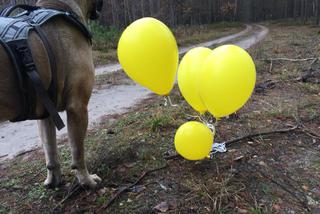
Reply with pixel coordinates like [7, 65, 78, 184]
[199, 45, 256, 118]
[174, 121, 213, 161]
[118, 17, 179, 95]
[178, 47, 212, 114]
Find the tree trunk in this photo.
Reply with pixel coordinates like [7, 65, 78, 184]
[317, 0, 320, 25]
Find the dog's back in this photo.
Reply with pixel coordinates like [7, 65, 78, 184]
[0, 6, 93, 122]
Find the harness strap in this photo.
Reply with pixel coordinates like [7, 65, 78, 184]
[0, 18, 23, 38]
[10, 40, 65, 130]
[1, 5, 93, 43]
[0, 38, 28, 120]
[0, 4, 39, 17]
[34, 25, 58, 107]
[13, 9, 41, 40]
[2, 7, 58, 108]
[62, 12, 93, 43]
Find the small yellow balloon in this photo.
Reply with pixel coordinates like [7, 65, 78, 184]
[118, 17, 179, 95]
[178, 47, 212, 114]
[199, 45, 256, 118]
[174, 121, 213, 161]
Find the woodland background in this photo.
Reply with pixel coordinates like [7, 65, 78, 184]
[0, 0, 320, 27]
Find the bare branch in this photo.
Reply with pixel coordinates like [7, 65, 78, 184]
[225, 125, 299, 145]
[97, 164, 168, 212]
[260, 57, 317, 62]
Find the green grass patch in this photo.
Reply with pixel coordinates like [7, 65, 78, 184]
[89, 21, 122, 52]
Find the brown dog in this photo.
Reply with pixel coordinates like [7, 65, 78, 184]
[0, 0, 103, 189]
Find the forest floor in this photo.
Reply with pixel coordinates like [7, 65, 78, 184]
[1, 22, 320, 213]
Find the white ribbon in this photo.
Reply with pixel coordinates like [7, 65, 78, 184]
[164, 96, 178, 107]
[205, 122, 216, 135]
[210, 142, 227, 159]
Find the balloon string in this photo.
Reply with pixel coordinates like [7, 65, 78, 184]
[185, 114, 217, 134]
[198, 115, 227, 158]
[185, 113, 226, 158]
[199, 115, 216, 135]
[164, 96, 178, 107]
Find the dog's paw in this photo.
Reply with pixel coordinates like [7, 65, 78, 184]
[79, 174, 102, 189]
[44, 169, 63, 189]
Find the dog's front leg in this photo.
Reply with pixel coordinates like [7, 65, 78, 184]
[66, 103, 101, 189]
[38, 118, 62, 188]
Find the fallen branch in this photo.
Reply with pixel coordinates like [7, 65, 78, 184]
[261, 57, 317, 62]
[97, 164, 168, 212]
[294, 115, 320, 139]
[262, 57, 318, 73]
[52, 183, 82, 211]
[225, 125, 299, 145]
[164, 125, 300, 160]
[53, 186, 81, 210]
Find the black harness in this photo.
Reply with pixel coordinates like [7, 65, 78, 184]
[0, 4, 93, 130]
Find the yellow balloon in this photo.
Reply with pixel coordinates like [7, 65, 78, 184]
[199, 45, 256, 118]
[174, 121, 213, 161]
[117, 17, 179, 95]
[178, 47, 212, 114]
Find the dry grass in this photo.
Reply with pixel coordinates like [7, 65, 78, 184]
[1, 23, 320, 213]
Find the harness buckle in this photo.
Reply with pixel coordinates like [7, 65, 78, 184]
[16, 44, 36, 71]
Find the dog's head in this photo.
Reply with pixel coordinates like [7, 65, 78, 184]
[36, 0, 103, 21]
[89, 0, 103, 20]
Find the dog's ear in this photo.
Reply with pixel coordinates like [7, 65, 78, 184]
[90, 0, 103, 20]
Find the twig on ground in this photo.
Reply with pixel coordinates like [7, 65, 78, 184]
[24, 168, 46, 184]
[164, 125, 300, 160]
[97, 164, 168, 212]
[300, 127, 320, 139]
[261, 57, 317, 62]
[294, 115, 320, 139]
[16, 149, 38, 157]
[308, 58, 318, 68]
[164, 153, 180, 160]
[261, 57, 318, 76]
[225, 125, 299, 145]
[0, 154, 8, 159]
[52, 184, 82, 211]
[269, 60, 273, 72]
